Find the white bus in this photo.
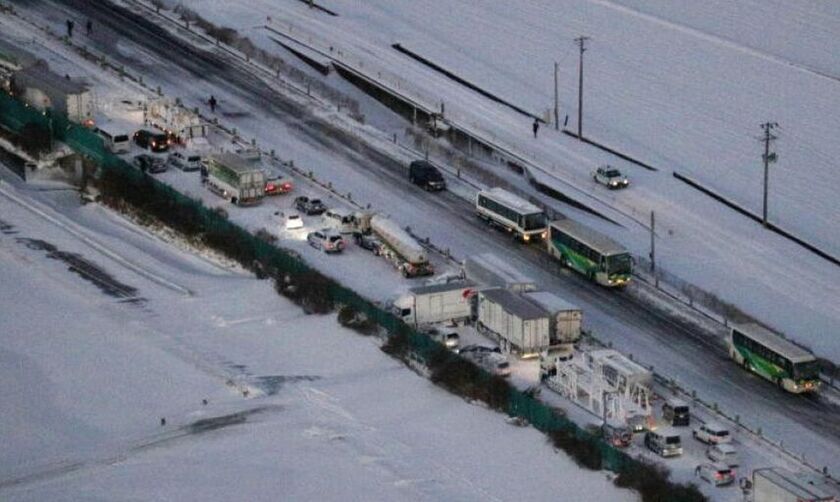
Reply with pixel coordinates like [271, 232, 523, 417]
[475, 188, 547, 242]
[729, 323, 820, 394]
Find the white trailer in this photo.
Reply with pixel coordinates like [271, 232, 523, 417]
[522, 291, 582, 345]
[393, 281, 474, 327]
[752, 468, 836, 502]
[368, 215, 433, 277]
[463, 253, 536, 292]
[477, 288, 550, 358]
[205, 152, 265, 206]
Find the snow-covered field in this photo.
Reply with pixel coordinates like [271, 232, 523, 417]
[0, 176, 635, 501]
[3, 1, 840, 499]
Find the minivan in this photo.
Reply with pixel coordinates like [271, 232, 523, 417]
[322, 208, 355, 234]
[662, 398, 690, 426]
[409, 160, 445, 191]
[696, 462, 735, 487]
[168, 151, 202, 172]
[644, 428, 683, 457]
[96, 127, 131, 154]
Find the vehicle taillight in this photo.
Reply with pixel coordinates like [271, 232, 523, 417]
[282, 183, 292, 191]
[266, 183, 275, 192]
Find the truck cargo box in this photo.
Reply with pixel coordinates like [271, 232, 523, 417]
[522, 291, 582, 345]
[394, 281, 474, 327]
[477, 288, 550, 357]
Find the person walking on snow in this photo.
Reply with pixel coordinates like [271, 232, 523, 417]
[66, 19, 74, 38]
[208, 95, 217, 113]
[532, 118, 539, 138]
[86, 19, 92, 36]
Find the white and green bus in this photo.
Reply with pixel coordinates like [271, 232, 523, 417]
[729, 324, 820, 394]
[475, 188, 548, 242]
[547, 219, 632, 287]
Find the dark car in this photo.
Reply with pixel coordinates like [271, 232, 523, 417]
[132, 153, 167, 174]
[294, 195, 326, 216]
[409, 160, 445, 191]
[353, 231, 383, 254]
[133, 129, 170, 152]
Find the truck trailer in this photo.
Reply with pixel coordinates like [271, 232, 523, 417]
[357, 214, 434, 278]
[205, 152, 265, 206]
[477, 288, 550, 358]
[392, 281, 474, 327]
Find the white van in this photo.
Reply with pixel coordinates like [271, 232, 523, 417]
[644, 428, 683, 457]
[322, 208, 355, 234]
[168, 150, 202, 172]
[96, 127, 131, 154]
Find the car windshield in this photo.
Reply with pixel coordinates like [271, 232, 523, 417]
[310, 199, 322, 205]
[606, 169, 622, 178]
[794, 360, 820, 380]
[674, 406, 689, 415]
[522, 212, 547, 231]
[328, 235, 342, 242]
[497, 362, 509, 369]
[715, 430, 729, 437]
[188, 156, 201, 162]
[288, 215, 299, 220]
[114, 135, 129, 142]
[606, 253, 632, 275]
[666, 436, 681, 445]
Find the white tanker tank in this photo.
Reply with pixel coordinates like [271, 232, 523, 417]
[368, 215, 433, 277]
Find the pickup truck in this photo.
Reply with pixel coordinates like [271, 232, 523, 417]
[294, 196, 327, 216]
[593, 165, 629, 189]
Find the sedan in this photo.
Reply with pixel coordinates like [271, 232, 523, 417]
[285, 213, 304, 230]
[133, 154, 167, 174]
[593, 165, 629, 189]
[307, 229, 345, 253]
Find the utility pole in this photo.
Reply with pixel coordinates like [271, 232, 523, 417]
[574, 35, 590, 139]
[759, 122, 779, 227]
[649, 211, 655, 274]
[554, 62, 559, 130]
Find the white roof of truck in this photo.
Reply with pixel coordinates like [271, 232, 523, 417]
[523, 291, 580, 314]
[409, 280, 475, 296]
[210, 152, 261, 174]
[479, 187, 543, 214]
[480, 288, 547, 321]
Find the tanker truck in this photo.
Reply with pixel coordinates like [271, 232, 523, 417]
[354, 213, 434, 278]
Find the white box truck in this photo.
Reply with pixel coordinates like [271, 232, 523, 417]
[477, 288, 550, 358]
[463, 253, 536, 292]
[752, 468, 836, 502]
[522, 291, 582, 345]
[205, 152, 265, 206]
[392, 281, 474, 327]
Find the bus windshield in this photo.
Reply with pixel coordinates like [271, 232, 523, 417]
[605, 254, 632, 275]
[794, 360, 820, 380]
[522, 212, 547, 230]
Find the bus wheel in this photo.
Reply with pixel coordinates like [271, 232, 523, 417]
[742, 359, 751, 372]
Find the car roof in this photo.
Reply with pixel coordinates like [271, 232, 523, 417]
[708, 462, 732, 471]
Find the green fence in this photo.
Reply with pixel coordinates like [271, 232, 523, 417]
[0, 90, 640, 476]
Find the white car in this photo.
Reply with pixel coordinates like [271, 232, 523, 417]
[167, 151, 202, 172]
[307, 228, 345, 253]
[695, 462, 735, 487]
[593, 165, 629, 189]
[706, 443, 739, 467]
[285, 213, 304, 230]
[693, 422, 731, 445]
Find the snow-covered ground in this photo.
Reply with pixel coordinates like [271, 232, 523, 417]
[0, 175, 635, 501]
[3, 1, 840, 499]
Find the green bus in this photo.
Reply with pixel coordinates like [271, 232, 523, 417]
[729, 323, 820, 394]
[547, 219, 632, 287]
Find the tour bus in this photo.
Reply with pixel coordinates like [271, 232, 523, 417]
[475, 187, 547, 242]
[95, 126, 131, 154]
[729, 323, 820, 394]
[547, 219, 632, 287]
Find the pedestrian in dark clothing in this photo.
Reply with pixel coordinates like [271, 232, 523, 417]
[160, 417, 166, 426]
[208, 95, 217, 113]
[66, 19, 74, 38]
[86, 19, 92, 36]
[532, 119, 539, 138]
